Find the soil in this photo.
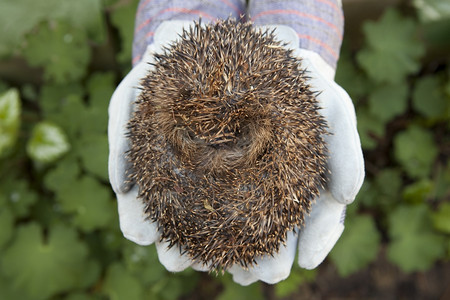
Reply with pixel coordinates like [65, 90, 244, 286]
[185, 246, 450, 300]
[281, 247, 450, 300]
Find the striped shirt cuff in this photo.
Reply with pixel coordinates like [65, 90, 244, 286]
[132, 0, 245, 65]
[248, 0, 344, 69]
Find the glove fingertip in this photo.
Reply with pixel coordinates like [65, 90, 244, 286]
[249, 230, 297, 284]
[298, 192, 345, 269]
[191, 262, 210, 272]
[298, 223, 344, 269]
[156, 240, 192, 272]
[117, 187, 159, 245]
[228, 266, 259, 286]
[323, 84, 365, 205]
[123, 232, 155, 246]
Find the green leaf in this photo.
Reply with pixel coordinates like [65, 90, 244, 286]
[357, 8, 425, 83]
[0, 272, 34, 300]
[0, 0, 104, 57]
[0, 1, 49, 57]
[358, 170, 403, 216]
[39, 83, 84, 117]
[433, 202, 450, 234]
[0, 89, 21, 157]
[217, 274, 263, 300]
[27, 121, 70, 164]
[103, 263, 145, 300]
[368, 82, 408, 122]
[65, 292, 104, 300]
[156, 272, 199, 300]
[356, 180, 377, 208]
[374, 168, 403, 210]
[0, 81, 8, 94]
[393, 126, 438, 179]
[275, 267, 316, 298]
[375, 169, 403, 198]
[51, 0, 105, 43]
[422, 18, 450, 49]
[445, 73, 450, 98]
[356, 107, 385, 149]
[47, 94, 86, 139]
[435, 162, 450, 199]
[402, 179, 434, 204]
[335, 51, 369, 101]
[110, 0, 140, 65]
[387, 204, 446, 272]
[0, 178, 38, 218]
[20, 84, 38, 102]
[82, 72, 115, 135]
[122, 243, 166, 286]
[0, 207, 14, 249]
[412, 75, 449, 120]
[55, 176, 114, 232]
[87, 72, 115, 111]
[44, 156, 80, 193]
[447, 239, 450, 258]
[77, 134, 109, 180]
[23, 21, 90, 83]
[413, 0, 450, 23]
[329, 215, 380, 277]
[1, 223, 100, 299]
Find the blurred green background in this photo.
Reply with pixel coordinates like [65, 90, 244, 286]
[0, 0, 449, 299]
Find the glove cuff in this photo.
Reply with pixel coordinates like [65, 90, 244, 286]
[248, 0, 344, 70]
[132, 0, 246, 65]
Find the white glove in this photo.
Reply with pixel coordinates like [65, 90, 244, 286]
[108, 21, 364, 285]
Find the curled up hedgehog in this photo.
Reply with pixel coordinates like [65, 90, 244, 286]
[127, 19, 329, 271]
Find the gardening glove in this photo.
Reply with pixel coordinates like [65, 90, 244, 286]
[226, 0, 364, 285]
[109, 0, 365, 286]
[227, 25, 364, 285]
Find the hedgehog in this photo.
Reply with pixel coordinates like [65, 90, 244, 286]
[127, 19, 329, 271]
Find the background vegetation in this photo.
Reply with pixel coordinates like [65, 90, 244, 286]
[0, 0, 449, 299]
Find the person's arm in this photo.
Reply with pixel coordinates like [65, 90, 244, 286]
[249, 0, 343, 72]
[132, 0, 245, 65]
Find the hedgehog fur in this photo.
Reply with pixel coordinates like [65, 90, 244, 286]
[127, 19, 329, 270]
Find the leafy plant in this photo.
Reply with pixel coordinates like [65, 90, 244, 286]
[329, 215, 380, 277]
[394, 125, 438, 179]
[0, 2, 449, 299]
[1, 223, 100, 300]
[26, 121, 70, 163]
[0, 89, 21, 157]
[387, 205, 446, 273]
[357, 8, 425, 84]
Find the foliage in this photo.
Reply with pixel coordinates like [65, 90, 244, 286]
[274, 266, 316, 298]
[413, 0, 450, 23]
[26, 121, 70, 163]
[0, 89, 21, 157]
[356, 8, 425, 84]
[387, 205, 446, 272]
[22, 21, 91, 83]
[217, 275, 264, 300]
[1, 223, 100, 300]
[0, 1, 449, 299]
[329, 214, 380, 277]
[334, 2, 449, 279]
[393, 125, 438, 179]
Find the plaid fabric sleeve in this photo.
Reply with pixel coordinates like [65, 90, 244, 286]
[248, 0, 344, 70]
[132, 0, 246, 65]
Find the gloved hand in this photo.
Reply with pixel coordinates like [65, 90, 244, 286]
[109, 10, 364, 287]
[227, 24, 365, 285]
